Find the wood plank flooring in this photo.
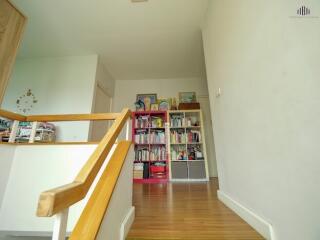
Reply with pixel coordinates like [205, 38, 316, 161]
[127, 178, 264, 240]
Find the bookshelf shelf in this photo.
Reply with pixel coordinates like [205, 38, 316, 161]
[135, 127, 166, 130]
[167, 110, 209, 181]
[132, 111, 169, 183]
[172, 160, 204, 162]
[169, 126, 201, 129]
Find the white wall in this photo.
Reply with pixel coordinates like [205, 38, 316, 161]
[0, 143, 134, 239]
[89, 59, 115, 141]
[202, 1, 320, 240]
[114, 77, 209, 111]
[1, 55, 99, 141]
[0, 144, 97, 234]
[0, 145, 15, 209]
[94, 59, 115, 99]
[96, 145, 134, 240]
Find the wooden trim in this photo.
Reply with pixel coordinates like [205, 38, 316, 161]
[0, 108, 121, 122]
[97, 82, 111, 97]
[0, 142, 99, 145]
[8, 0, 27, 19]
[36, 108, 131, 217]
[26, 113, 120, 122]
[168, 109, 201, 113]
[0, 109, 26, 121]
[0, 0, 27, 105]
[69, 141, 132, 240]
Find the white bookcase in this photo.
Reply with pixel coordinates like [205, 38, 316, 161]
[167, 110, 209, 181]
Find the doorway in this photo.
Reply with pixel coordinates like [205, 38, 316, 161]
[198, 95, 218, 177]
[89, 83, 112, 141]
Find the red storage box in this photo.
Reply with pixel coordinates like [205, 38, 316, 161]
[150, 166, 166, 173]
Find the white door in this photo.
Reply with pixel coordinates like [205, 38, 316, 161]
[198, 95, 218, 177]
[90, 84, 112, 141]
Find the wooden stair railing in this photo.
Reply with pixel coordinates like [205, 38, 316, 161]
[36, 108, 131, 217]
[0, 109, 26, 121]
[69, 140, 132, 240]
[0, 108, 132, 240]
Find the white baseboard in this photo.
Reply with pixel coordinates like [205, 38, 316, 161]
[217, 190, 275, 240]
[120, 206, 135, 240]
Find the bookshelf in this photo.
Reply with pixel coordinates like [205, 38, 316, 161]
[167, 110, 209, 181]
[132, 111, 168, 183]
[0, 117, 56, 143]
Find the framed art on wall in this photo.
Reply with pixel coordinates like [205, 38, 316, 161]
[179, 92, 197, 103]
[136, 94, 157, 111]
[158, 99, 170, 111]
[151, 104, 159, 111]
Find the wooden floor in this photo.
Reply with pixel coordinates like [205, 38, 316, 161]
[127, 178, 264, 240]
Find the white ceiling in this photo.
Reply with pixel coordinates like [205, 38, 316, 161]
[13, 0, 208, 80]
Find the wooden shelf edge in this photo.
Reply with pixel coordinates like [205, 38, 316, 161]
[0, 142, 99, 145]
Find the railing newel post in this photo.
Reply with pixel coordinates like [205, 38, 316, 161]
[125, 119, 130, 141]
[29, 121, 38, 143]
[52, 208, 69, 240]
[8, 120, 19, 143]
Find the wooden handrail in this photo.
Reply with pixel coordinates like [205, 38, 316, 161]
[69, 140, 132, 240]
[36, 108, 131, 217]
[0, 109, 26, 121]
[26, 113, 120, 122]
[0, 109, 120, 122]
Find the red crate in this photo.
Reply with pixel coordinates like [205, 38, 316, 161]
[150, 166, 166, 173]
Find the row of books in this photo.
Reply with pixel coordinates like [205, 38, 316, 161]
[135, 147, 149, 161]
[171, 145, 187, 160]
[187, 145, 204, 160]
[135, 146, 167, 161]
[170, 130, 186, 144]
[149, 130, 165, 144]
[150, 146, 166, 161]
[170, 115, 199, 128]
[15, 122, 56, 143]
[170, 115, 186, 128]
[171, 145, 204, 160]
[34, 123, 56, 142]
[0, 118, 12, 142]
[135, 129, 166, 144]
[187, 130, 201, 143]
[134, 116, 165, 128]
[0, 120, 56, 143]
[133, 163, 144, 179]
[134, 116, 149, 128]
[134, 129, 148, 144]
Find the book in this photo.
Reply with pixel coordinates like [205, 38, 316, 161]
[170, 130, 186, 144]
[150, 130, 165, 144]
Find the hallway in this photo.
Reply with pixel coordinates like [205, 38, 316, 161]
[127, 179, 264, 240]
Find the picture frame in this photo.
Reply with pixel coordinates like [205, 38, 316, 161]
[151, 103, 159, 111]
[136, 94, 157, 111]
[158, 99, 170, 111]
[179, 92, 197, 103]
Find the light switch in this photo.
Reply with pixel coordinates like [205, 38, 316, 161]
[216, 88, 221, 97]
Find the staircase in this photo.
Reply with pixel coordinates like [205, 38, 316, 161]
[0, 109, 134, 240]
